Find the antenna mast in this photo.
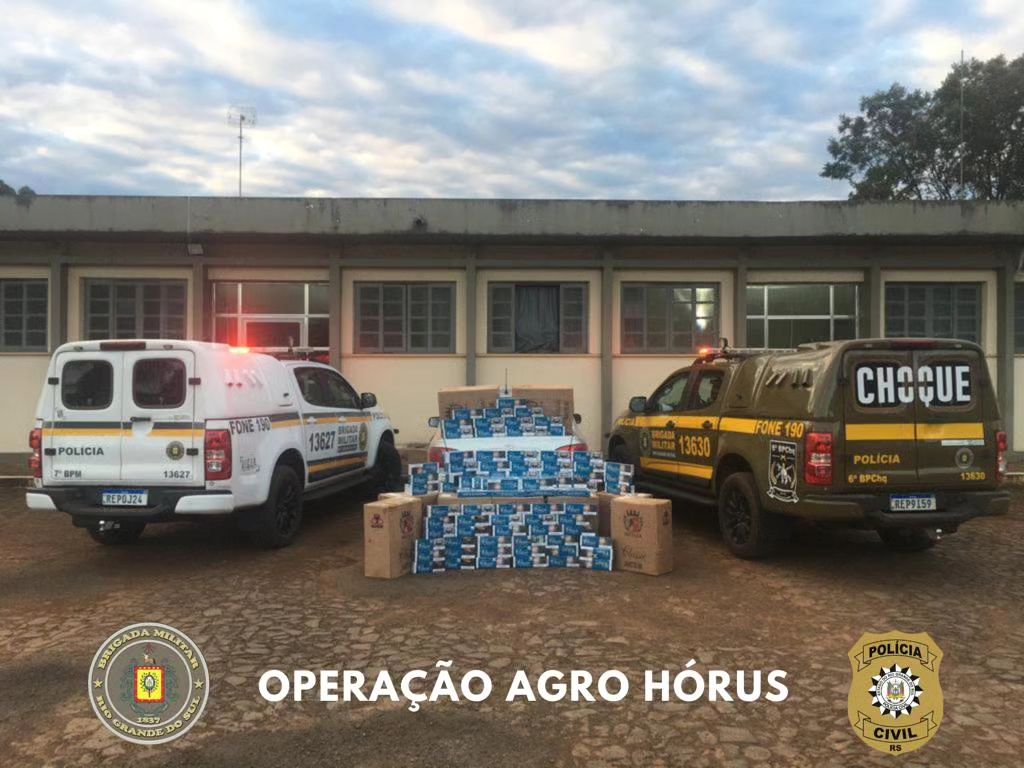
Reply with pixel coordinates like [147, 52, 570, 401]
[227, 106, 257, 196]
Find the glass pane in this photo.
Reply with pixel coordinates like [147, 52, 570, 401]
[766, 284, 830, 316]
[323, 371, 359, 409]
[132, 358, 186, 408]
[833, 317, 857, 339]
[308, 317, 329, 348]
[62, 360, 113, 409]
[245, 321, 301, 348]
[214, 282, 239, 314]
[747, 318, 765, 347]
[308, 283, 329, 315]
[746, 285, 765, 315]
[215, 317, 238, 345]
[834, 284, 857, 315]
[767, 318, 830, 347]
[242, 282, 304, 314]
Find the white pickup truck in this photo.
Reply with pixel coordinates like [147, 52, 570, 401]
[25, 340, 401, 547]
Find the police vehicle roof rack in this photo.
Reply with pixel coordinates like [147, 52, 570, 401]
[695, 339, 797, 363]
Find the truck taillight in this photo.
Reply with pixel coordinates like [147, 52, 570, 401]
[28, 428, 42, 479]
[204, 429, 232, 481]
[427, 446, 450, 464]
[996, 430, 1007, 483]
[804, 432, 832, 486]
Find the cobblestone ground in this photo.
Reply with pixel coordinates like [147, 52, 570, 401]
[0, 486, 1021, 767]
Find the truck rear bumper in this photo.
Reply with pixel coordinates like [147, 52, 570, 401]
[27, 486, 236, 524]
[797, 489, 1010, 528]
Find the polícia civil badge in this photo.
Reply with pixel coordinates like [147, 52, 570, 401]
[847, 631, 943, 755]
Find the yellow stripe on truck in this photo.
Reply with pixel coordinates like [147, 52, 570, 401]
[845, 422, 984, 441]
[634, 415, 720, 429]
[639, 457, 714, 479]
[846, 423, 917, 441]
[916, 422, 984, 441]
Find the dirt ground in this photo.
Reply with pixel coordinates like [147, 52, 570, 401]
[0, 486, 1022, 767]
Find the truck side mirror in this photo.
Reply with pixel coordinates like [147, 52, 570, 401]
[629, 396, 647, 413]
[360, 392, 377, 409]
[573, 413, 583, 424]
[427, 416, 441, 428]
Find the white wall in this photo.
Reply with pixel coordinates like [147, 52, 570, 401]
[0, 266, 51, 454]
[611, 269, 735, 420]
[342, 268, 467, 445]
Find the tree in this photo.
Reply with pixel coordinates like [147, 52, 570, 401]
[0, 180, 37, 202]
[822, 54, 1024, 200]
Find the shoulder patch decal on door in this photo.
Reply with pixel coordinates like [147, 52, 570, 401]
[767, 439, 798, 503]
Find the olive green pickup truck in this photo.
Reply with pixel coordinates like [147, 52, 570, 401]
[607, 339, 1010, 558]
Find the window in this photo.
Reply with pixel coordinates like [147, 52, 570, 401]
[885, 283, 981, 343]
[1, 279, 48, 351]
[649, 371, 691, 412]
[355, 282, 455, 353]
[294, 367, 360, 409]
[746, 283, 858, 348]
[690, 370, 724, 410]
[85, 280, 186, 340]
[621, 283, 717, 354]
[132, 359, 186, 409]
[213, 282, 329, 351]
[1014, 284, 1024, 353]
[61, 360, 113, 410]
[488, 283, 587, 353]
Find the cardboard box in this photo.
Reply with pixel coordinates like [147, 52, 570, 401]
[364, 496, 424, 579]
[380, 491, 438, 507]
[610, 496, 673, 576]
[437, 386, 501, 419]
[509, 385, 574, 431]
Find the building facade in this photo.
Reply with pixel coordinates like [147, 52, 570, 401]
[1, 196, 1022, 456]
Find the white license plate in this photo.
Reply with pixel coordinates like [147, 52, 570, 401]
[889, 494, 936, 512]
[101, 490, 148, 506]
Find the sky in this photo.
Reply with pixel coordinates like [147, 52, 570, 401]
[1, 0, 1021, 200]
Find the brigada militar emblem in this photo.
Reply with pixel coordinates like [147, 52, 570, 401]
[88, 622, 210, 744]
[848, 631, 943, 755]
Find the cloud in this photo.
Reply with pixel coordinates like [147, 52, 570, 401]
[0, 0, 1018, 201]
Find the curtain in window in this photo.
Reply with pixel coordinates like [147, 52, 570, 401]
[514, 285, 559, 353]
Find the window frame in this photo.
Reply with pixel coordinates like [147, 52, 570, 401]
[884, 282, 982, 344]
[0, 278, 48, 352]
[84, 279, 187, 341]
[354, 281, 456, 354]
[487, 281, 588, 354]
[745, 283, 859, 349]
[620, 282, 719, 355]
[213, 281, 329, 351]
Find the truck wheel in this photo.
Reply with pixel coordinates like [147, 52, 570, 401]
[717, 472, 789, 558]
[877, 527, 938, 552]
[255, 465, 303, 548]
[87, 523, 145, 545]
[609, 442, 631, 465]
[367, 440, 403, 497]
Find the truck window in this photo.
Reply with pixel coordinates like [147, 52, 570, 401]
[62, 360, 114, 410]
[688, 370, 724, 410]
[132, 358, 186, 408]
[294, 367, 360, 409]
[649, 371, 690, 412]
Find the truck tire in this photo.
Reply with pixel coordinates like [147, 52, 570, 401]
[87, 523, 145, 545]
[366, 440, 403, 497]
[717, 472, 790, 558]
[609, 442, 631, 465]
[254, 465, 303, 548]
[877, 527, 938, 552]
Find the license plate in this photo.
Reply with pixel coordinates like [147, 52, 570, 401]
[889, 494, 936, 512]
[101, 490, 148, 506]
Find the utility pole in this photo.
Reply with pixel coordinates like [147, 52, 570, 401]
[959, 50, 965, 197]
[227, 106, 257, 196]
